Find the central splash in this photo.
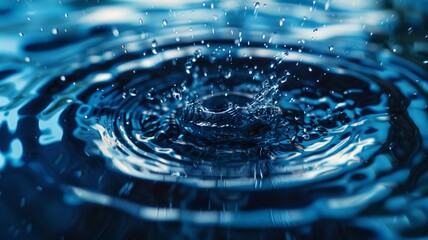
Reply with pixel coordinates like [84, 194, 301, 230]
[178, 78, 294, 144]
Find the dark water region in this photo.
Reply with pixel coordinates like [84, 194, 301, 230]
[0, 0, 427, 239]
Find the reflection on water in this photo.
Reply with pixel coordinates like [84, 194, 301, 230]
[0, 0, 427, 239]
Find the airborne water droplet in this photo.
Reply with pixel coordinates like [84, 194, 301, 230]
[162, 19, 168, 27]
[51, 28, 58, 35]
[302, 133, 310, 140]
[224, 68, 232, 79]
[279, 17, 285, 27]
[129, 88, 138, 97]
[324, 0, 331, 10]
[112, 28, 119, 37]
[172, 88, 182, 100]
[146, 88, 156, 100]
[194, 48, 202, 58]
[254, 2, 260, 17]
[328, 45, 334, 51]
[151, 40, 158, 54]
[279, 76, 288, 84]
[185, 60, 193, 74]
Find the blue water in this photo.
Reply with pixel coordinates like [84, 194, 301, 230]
[0, 0, 427, 239]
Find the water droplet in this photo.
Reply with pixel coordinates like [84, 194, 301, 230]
[279, 17, 285, 27]
[139, 18, 143, 24]
[18, 32, 24, 37]
[112, 28, 119, 37]
[313, 28, 318, 32]
[302, 133, 310, 140]
[24, 57, 31, 63]
[151, 40, 158, 54]
[162, 19, 168, 27]
[408, 27, 413, 35]
[194, 48, 202, 58]
[328, 45, 334, 51]
[254, 2, 260, 17]
[324, 0, 330, 10]
[60, 76, 66, 81]
[279, 76, 288, 84]
[129, 88, 138, 97]
[185, 60, 193, 74]
[64, 13, 68, 18]
[51, 28, 58, 35]
[423, 60, 428, 64]
[224, 68, 232, 79]
[146, 88, 156, 100]
[172, 88, 182, 100]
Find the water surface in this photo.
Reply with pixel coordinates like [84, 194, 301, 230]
[0, 0, 427, 239]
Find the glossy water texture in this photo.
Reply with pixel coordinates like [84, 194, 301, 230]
[0, 0, 428, 239]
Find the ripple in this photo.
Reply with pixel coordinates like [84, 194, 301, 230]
[0, 0, 427, 239]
